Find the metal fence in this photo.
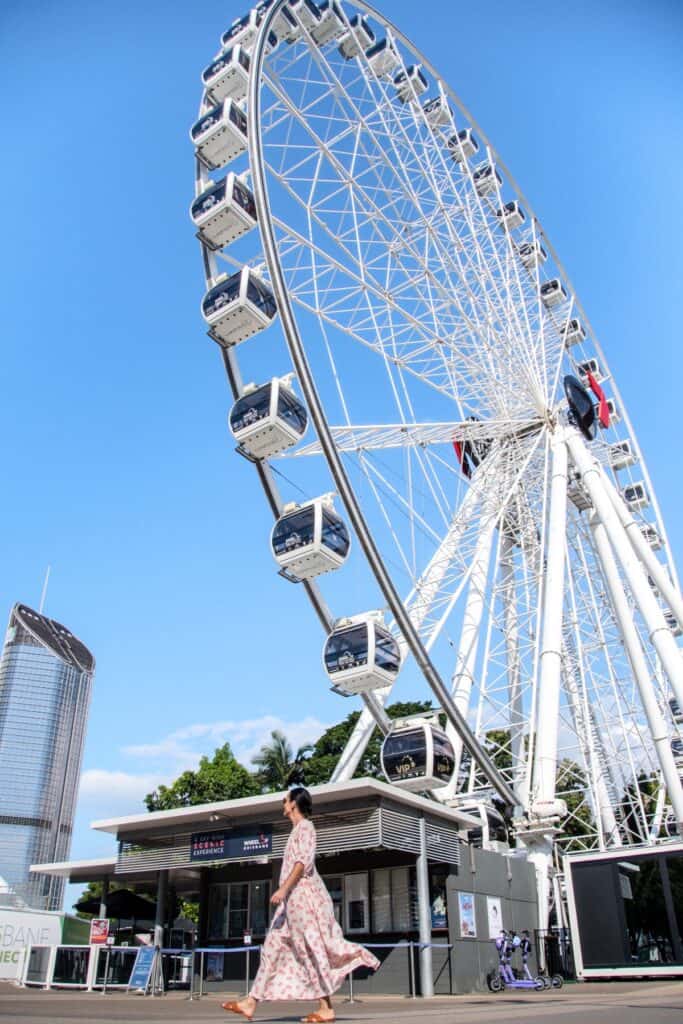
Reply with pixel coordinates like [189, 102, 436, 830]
[19, 940, 452, 997]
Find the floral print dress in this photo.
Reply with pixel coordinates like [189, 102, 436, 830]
[250, 819, 379, 1000]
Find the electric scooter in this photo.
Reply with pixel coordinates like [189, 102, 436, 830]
[487, 931, 545, 992]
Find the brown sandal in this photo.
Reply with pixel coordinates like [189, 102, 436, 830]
[222, 1002, 255, 1021]
[300, 1015, 335, 1023]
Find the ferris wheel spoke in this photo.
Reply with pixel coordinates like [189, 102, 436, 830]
[284, 417, 540, 457]
[263, 56, 548, 416]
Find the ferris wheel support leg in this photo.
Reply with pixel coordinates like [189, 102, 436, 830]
[532, 431, 569, 812]
[519, 832, 554, 964]
[566, 430, 683, 722]
[650, 782, 668, 841]
[441, 520, 496, 799]
[500, 530, 526, 804]
[600, 472, 683, 633]
[589, 514, 683, 830]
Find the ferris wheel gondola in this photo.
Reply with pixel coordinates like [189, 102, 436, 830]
[229, 375, 308, 458]
[191, 99, 248, 170]
[202, 45, 251, 104]
[322, 612, 401, 695]
[338, 13, 374, 58]
[271, 495, 350, 580]
[380, 719, 456, 792]
[190, 173, 257, 250]
[202, 267, 277, 346]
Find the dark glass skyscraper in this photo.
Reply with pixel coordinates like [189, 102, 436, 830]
[0, 604, 94, 910]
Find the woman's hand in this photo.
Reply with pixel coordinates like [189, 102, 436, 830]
[270, 886, 287, 905]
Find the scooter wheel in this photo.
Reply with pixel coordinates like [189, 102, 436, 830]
[488, 973, 504, 992]
[540, 974, 552, 989]
[551, 974, 564, 989]
[534, 977, 545, 991]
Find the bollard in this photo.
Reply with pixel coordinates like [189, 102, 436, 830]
[245, 947, 251, 995]
[409, 942, 416, 999]
[102, 947, 111, 995]
[199, 950, 205, 998]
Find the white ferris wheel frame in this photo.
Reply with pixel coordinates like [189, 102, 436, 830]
[194, 0, 683, 922]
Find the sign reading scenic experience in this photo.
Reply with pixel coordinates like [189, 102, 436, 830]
[190, 825, 272, 862]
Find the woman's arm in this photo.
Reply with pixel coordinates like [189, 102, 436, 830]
[270, 861, 305, 904]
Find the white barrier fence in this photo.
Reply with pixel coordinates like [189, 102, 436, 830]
[20, 944, 192, 991]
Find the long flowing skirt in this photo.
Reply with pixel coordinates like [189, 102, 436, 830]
[250, 878, 379, 1000]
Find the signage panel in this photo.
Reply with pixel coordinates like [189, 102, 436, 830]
[190, 825, 272, 862]
[0, 909, 61, 980]
[127, 945, 157, 992]
[89, 918, 110, 945]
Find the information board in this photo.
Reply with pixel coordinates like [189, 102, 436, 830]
[127, 946, 157, 992]
[190, 824, 272, 862]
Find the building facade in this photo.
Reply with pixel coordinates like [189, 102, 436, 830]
[0, 603, 95, 911]
[35, 780, 539, 994]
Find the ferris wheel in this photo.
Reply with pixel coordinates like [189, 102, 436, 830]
[190, 0, 683, 926]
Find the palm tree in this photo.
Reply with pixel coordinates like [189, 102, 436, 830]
[253, 730, 312, 792]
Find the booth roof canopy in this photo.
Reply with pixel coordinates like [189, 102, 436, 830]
[91, 778, 479, 838]
[30, 856, 118, 881]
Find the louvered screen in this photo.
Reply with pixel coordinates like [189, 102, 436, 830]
[116, 801, 459, 872]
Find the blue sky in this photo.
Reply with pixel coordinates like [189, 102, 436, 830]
[1, 0, 682, 911]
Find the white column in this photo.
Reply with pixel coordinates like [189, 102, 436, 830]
[532, 431, 569, 809]
[442, 519, 496, 797]
[590, 515, 683, 828]
[601, 471, 683, 632]
[416, 817, 434, 997]
[500, 530, 526, 801]
[154, 871, 168, 948]
[566, 430, 683, 715]
[99, 876, 109, 920]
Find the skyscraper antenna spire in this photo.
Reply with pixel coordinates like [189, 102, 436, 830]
[39, 565, 51, 614]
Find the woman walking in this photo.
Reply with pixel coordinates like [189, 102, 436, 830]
[222, 787, 379, 1023]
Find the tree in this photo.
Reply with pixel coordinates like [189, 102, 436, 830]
[555, 757, 596, 849]
[144, 742, 259, 812]
[619, 772, 659, 843]
[253, 729, 313, 791]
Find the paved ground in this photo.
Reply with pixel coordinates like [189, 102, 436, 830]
[1, 981, 683, 1024]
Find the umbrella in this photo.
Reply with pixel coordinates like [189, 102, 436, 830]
[75, 888, 157, 921]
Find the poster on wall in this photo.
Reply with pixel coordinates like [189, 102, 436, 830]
[458, 892, 477, 938]
[89, 918, 110, 945]
[206, 952, 224, 982]
[486, 896, 503, 939]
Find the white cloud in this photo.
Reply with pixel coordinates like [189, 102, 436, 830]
[74, 715, 330, 832]
[79, 769, 165, 803]
[121, 714, 329, 772]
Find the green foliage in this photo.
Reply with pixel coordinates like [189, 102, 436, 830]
[619, 772, 659, 842]
[144, 743, 260, 812]
[555, 757, 596, 849]
[253, 729, 313, 792]
[73, 880, 109, 919]
[177, 899, 200, 925]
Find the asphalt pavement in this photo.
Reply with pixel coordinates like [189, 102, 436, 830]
[1, 980, 682, 1024]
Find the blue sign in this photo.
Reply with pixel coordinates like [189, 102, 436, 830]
[128, 946, 157, 992]
[190, 825, 272, 862]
